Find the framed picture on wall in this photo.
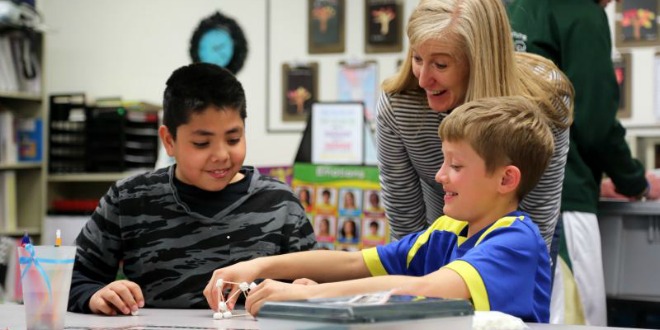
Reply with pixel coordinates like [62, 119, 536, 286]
[272, 62, 319, 132]
[615, 0, 660, 47]
[308, 0, 345, 54]
[276, 62, 318, 131]
[364, 0, 403, 53]
[613, 52, 632, 119]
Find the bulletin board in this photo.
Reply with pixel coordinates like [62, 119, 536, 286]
[292, 163, 389, 250]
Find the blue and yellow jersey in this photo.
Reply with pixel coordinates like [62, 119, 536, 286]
[361, 210, 551, 323]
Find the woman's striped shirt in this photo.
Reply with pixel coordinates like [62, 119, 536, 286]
[375, 66, 572, 251]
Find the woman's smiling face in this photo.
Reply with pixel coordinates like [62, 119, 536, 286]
[411, 39, 470, 112]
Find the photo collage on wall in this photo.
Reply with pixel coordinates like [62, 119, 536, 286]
[292, 163, 389, 251]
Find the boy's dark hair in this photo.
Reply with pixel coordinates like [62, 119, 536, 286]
[162, 63, 247, 138]
[369, 221, 379, 229]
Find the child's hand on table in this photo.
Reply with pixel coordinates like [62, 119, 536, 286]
[89, 280, 144, 316]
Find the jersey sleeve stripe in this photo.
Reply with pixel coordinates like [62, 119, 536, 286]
[406, 216, 467, 267]
[474, 215, 522, 246]
[444, 260, 491, 311]
[362, 247, 389, 276]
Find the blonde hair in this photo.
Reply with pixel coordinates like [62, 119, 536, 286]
[383, 0, 573, 129]
[439, 96, 555, 201]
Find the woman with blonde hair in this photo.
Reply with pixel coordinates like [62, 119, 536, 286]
[377, 0, 573, 253]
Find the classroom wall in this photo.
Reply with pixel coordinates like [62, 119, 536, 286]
[604, 4, 659, 127]
[40, 1, 654, 167]
[41, 0, 417, 167]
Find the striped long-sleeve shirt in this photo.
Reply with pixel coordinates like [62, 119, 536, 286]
[375, 60, 571, 251]
[68, 166, 316, 313]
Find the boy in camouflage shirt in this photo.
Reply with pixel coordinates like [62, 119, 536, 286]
[68, 63, 317, 315]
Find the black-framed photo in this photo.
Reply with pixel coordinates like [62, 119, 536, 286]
[308, 0, 345, 54]
[616, 0, 660, 47]
[613, 52, 632, 119]
[365, 0, 402, 53]
[279, 63, 319, 128]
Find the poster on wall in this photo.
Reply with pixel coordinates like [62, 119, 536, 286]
[337, 61, 378, 128]
[613, 53, 632, 119]
[256, 165, 293, 186]
[365, 0, 403, 53]
[308, 0, 345, 54]
[292, 163, 389, 250]
[311, 102, 365, 165]
[270, 62, 319, 132]
[616, 0, 660, 47]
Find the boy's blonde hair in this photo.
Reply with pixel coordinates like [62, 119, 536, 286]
[383, 0, 573, 130]
[439, 96, 554, 201]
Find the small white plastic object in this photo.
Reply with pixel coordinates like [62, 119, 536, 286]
[239, 282, 249, 292]
[130, 309, 139, 316]
[211, 279, 256, 319]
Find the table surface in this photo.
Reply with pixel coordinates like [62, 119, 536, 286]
[0, 304, 644, 330]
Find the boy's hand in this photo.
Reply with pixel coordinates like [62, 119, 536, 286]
[89, 280, 144, 315]
[204, 261, 262, 312]
[245, 279, 312, 315]
[292, 278, 318, 285]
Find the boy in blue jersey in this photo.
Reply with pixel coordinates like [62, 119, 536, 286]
[204, 96, 554, 322]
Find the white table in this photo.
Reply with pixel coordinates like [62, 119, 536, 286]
[1, 304, 258, 329]
[0, 304, 642, 329]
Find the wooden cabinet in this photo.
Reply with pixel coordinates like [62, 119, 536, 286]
[0, 31, 44, 238]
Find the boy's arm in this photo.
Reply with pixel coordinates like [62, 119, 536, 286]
[68, 185, 123, 313]
[204, 250, 370, 310]
[392, 267, 469, 298]
[245, 267, 469, 315]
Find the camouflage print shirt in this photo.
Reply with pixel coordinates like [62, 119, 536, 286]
[68, 165, 316, 313]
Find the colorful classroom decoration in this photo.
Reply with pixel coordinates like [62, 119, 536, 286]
[292, 163, 389, 250]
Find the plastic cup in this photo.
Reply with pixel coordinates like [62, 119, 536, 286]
[18, 244, 76, 330]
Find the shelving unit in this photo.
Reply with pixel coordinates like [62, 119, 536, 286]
[44, 171, 147, 246]
[0, 29, 45, 240]
[43, 100, 160, 241]
[620, 124, 660, 171]
[0, 94, 45, 237]
[46, 172, 136, 211]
